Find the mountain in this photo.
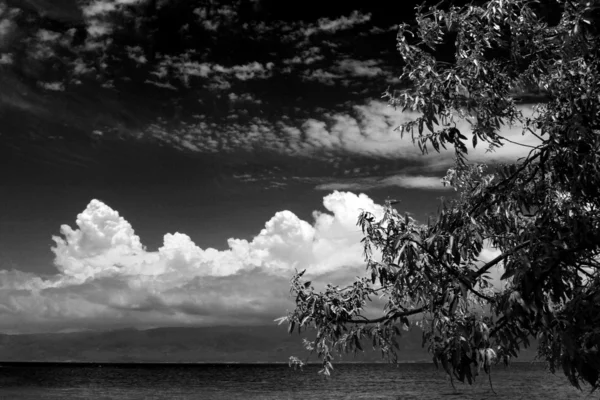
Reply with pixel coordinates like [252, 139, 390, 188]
[0, 325, 429, 363]
[0, 325, 538, 364]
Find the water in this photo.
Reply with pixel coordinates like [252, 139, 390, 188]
[0, 362, 594, 399]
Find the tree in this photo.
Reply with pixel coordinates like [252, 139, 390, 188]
[280, 0, 600, 391]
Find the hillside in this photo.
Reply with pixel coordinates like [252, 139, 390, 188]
[0, 325, 538, 364]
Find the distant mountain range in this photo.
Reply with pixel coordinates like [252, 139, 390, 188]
[0, 325, 537, 364]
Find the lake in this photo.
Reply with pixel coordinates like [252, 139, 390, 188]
[0, 362, 594, 399]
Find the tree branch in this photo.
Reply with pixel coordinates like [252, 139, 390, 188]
[576, 265, 594, 279]
[497, 134, 540, 149]
[348, 305, 428, 324]
[475, 241, 532, 278]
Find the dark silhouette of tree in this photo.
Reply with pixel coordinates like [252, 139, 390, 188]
[282, 0, 600, 391]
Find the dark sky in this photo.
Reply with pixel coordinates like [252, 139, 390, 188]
[0, 0, 535, 334]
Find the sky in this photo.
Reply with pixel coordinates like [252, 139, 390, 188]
[0, 0, 539, 334]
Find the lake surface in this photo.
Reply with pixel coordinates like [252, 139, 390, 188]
[0, 362, 594, 399]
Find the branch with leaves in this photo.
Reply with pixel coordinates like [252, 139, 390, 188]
[283, 0, 600, 392]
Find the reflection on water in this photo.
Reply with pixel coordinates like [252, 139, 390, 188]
[0, 363, 591, 399]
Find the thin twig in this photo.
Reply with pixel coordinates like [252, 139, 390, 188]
[488, 366, 497, 394]
[497, 134, 540, 149]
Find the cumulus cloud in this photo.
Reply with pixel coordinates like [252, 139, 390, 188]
[0, 192, 385, 333]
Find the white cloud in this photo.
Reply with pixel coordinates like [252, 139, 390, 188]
[82, 0, 143, 17]
[51, 199, 148, 280]
[125, 46, 147, 64]
[301, 59, 387, 84]
[478, 245, 504, 290]
[302, 69, 341, 85]
[153, 100, 540, 168]
[149, 58, 274, 89]
[36, 29, 62, 42]
[315, 174, 450, 191]
[39, 82, 66, 91]
[282, 46, 324, 66]
[85, 19, 114, 37]
[193, 4, 238, 32]
[306, 11, 371, 35]
[0, 192, 384, 333]
[0, 53, 12, 65]
[0, 16, 16, 49]
[334, 59, 384, 78]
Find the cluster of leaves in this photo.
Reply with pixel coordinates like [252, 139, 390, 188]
[281, 0, 600, 392]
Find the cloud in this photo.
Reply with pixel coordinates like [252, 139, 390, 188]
[82, 0, 143, 17]
[0, 11, 17, 49]
[193, 4, 238, 32]
[0, 192, 385, 333]
[314, 175, 450, 191]
[478, 245, 504, 290]
[148, 58, 274, 89]
[0, 53, 12, 65]
[156, 100, 539, 170]
[306, 11, 371, 35]
[38, 82, 66, 91]
[300, 59, 389, 84]
[282, 46, 324, 66]
[334, 59, 384, 78]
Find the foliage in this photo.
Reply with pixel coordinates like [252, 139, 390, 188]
[280, 0, 600, 391]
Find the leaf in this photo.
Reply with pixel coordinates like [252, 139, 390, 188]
[401, 316, 410, 328]
[447, 236, 454, 254]
[500, 267, 516, 280]
[394, 238, 406, 253]
[354, 336, 363, 351]
[450, 297, 458, 315]
[459, 282, 468, 299]
[453, 348, 461, 369]
[465, 366, 473, 385]
[441, 356, 451, 375]
[409, 232, 422, 244]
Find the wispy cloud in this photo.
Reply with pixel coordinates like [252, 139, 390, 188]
[0, 9, 17, 49]
[314, 175, 450, 191]
[148, 58, 274, 89]
[305, 11, 371, 35]
[153, 101, 539, 168]
[334, 58, 384, 77]
[82, 0, 144, 18]
[38, 82, 66, 91]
